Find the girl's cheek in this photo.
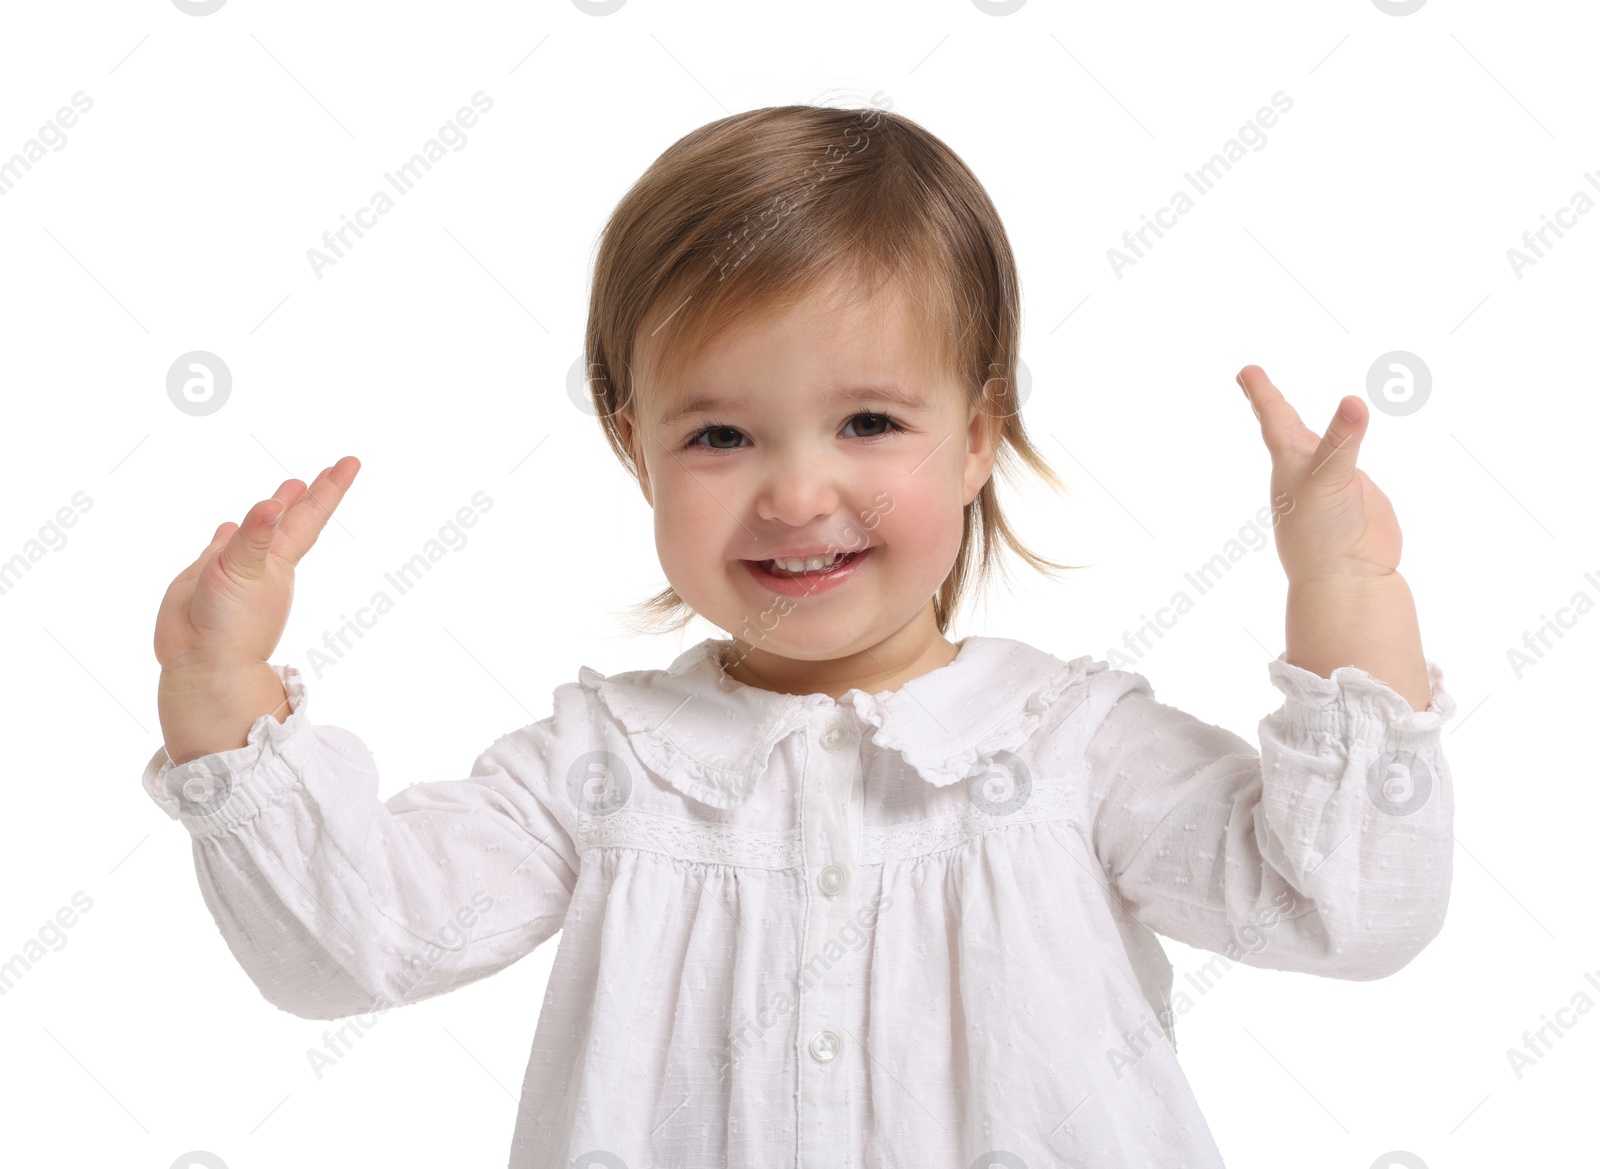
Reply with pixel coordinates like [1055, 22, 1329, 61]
[879, 488, 961, 552]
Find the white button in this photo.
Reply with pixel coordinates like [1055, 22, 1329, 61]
[817, 864, 847, 896]
[809, 1030, 841, 1062]
[820, 724, 854, 750]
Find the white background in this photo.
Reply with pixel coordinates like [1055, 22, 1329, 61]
[0, 1, 1594, 1166]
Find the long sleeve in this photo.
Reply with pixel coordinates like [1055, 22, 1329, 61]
[1082, 651, 1457, 980]
[140, 664, 587, 1020]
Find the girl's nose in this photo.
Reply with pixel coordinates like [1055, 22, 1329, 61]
[754, 452, 842, 528]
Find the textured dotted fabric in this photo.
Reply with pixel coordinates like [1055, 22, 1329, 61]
[141, 635, 1457, 1168]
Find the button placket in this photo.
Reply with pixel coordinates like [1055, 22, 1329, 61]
[796, 706, 862, 1168]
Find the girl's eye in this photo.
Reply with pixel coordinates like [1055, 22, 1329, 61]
[682, 413, 903, 451]
[842, 413, 901, 439]
[685, 425, 747, 451]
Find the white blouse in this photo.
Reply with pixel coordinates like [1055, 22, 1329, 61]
[140, 635, 1457, 1168]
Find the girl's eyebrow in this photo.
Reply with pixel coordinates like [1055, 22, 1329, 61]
[657, 383, 930, 425]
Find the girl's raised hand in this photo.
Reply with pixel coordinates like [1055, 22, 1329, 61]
[154, 457, 360, 673]
[1236, 365, 1401, 586]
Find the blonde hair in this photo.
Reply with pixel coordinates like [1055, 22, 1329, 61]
[581, 102, 1080, 636]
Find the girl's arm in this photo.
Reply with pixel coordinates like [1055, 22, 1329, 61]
[143, 663, 585, 1019]
[1079, 365, 1456, 977]
[146, 462, 581, 1018]
[1237, 362, 1433, 711]
[1082, 652, 1456, 978]
[1287, 573, 1429, 712]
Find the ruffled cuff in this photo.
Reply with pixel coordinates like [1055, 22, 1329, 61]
[140, 663, 315, 839]
[1265, 652, 1456, 742]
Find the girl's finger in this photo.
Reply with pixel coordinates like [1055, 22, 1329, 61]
[171, 520, 240, 586]
[175, 479, 312, 586]
[215, 498, 285, 582]
[275, 456, 360, 565]
[1237, 364, 1313, 460]
[270, 478, 310, 509]
[1304, 396, 1368, 483]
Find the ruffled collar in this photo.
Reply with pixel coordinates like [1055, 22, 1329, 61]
[577, 635, 1088, 810]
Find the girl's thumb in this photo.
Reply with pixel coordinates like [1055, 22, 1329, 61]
[218, 503, 282, 580]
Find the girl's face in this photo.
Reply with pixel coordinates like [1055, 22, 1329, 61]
[622, 275, 999, 683]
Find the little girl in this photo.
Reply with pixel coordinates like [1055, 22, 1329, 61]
[144, 103, 1456, 1168]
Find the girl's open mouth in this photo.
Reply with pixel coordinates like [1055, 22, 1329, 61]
[742, 547, 873, 597]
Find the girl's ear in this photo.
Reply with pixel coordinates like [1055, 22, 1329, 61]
[962, 384, 1003, 505]
[617, 408, 655, 508]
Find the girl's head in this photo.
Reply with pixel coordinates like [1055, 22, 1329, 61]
[582, 103, 1073, 670]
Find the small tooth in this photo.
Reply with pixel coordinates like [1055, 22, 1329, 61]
[770, 553, 843, 573]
